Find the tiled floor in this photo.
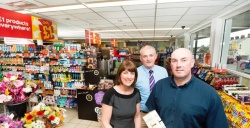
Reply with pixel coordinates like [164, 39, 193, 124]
[62, 108, 101, 128]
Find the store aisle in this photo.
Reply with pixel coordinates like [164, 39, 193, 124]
[62, 108, 101, 128]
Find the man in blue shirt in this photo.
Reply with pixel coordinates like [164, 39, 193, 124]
[136, 45, 168, 128]
[146, 48, 228, 128]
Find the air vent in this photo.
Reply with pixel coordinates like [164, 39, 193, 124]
[7, 1, 36, 8]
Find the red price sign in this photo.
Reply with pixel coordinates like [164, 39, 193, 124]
[38, 19, 54, 40]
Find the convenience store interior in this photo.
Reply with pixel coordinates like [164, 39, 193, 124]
[0, 0, 250, 128]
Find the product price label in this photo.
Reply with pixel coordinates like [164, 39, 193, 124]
[38, 19, 54, 40]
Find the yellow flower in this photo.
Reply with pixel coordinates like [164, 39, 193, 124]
[44, 110, 50, 116]
[5, 88, 10, 95]
[26, 120, 33, 124]
[24, 123, 33, 128]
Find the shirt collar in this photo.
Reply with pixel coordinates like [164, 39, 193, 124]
[170, 75, 195, 88]
[142, 65, 155, 74]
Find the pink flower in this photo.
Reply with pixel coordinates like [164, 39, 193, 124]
[13, 80, 24, 88]
[6, 73, 12, 78]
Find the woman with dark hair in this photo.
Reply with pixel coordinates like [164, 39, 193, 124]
[101, 60, 141, 128]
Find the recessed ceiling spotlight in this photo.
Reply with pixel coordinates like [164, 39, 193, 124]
[65, 18, 70, 20]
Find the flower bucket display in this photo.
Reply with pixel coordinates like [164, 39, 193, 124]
[0, 73, 39, 120]
[22, 103, 66, 128]
[6, 100, 27, 119]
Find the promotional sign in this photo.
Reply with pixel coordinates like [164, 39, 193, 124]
[85, 30, 91, 44]
[85, 30, 101, 45]
[0, 8, 32, 39]
[32, 16, 58, 41]
[110, 38, 117, 47]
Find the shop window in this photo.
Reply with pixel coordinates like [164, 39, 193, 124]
[225, 10, 250, 74]
[191, 27, 211, 64]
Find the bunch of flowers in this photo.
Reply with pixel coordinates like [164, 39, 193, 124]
[0, 73, 26, 104]
[22, 103, 66, 128]
[22, 80, 38, 97]
[0, 114, 23, 128]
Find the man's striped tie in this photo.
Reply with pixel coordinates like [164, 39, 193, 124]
[149, 70, 155, 91]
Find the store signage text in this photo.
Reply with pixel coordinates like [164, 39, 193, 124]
[0, 8, 32, 39]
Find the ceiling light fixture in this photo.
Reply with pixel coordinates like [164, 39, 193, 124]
[17, 5, 86, 13]
[93, 27, 189, 32]
[16, 0, 206, 14]
[17, 0, 154, 14]
[83, 0, 154, 8]
[157, 0, 205, 3]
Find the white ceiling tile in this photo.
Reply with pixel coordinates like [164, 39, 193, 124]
[114, 22, 134, 27]
[78, 0, 113, 4]
[136, 26, 154, 29]
[118, 25, 136, 29]
[134, 22, 154, 27]
[229, 0, 248, 6]
[73, 13, 104, 20]
[214, 6, 236, 17]
[185, 0, 236, 7]
[126, 9, 155, 17]
[181, 14, 210, 21]
[155, 31, 167, 35]
[186, 6, 225, 15]
[38, 11, 67, 16]
[176, 20, 200, 26]
[108, 18, 131, 24]
[122, 4, 155, 11]
[167, 30, 184, 36]
[155, 25, 175, 29]
[157, 2, 189, 8]
[157, 0, 235, 8]
[91, 6, 123, 12]
[156, 15, 182, 22]
[157, 8, 188, 16]
[0, 0, 21, 3]
[47, 14, 80, 20]
[84, 19, 109, 24]
[115, 32, 131, 37]
[34, 0, 79, 6]
[142, 34, 154, 37]
[131, 34, 143, 37]
[63, 8, 93, 14]
[95, 23, 116, 27]
[0, 3, 19, 10]
[154, 34, 167, 37]
[156, 21, 176, 26]
[93, 26, 120, 31]
[63, 20, 89, 25]
[98, 11, 128, 19]
[131, 17, 154, 23]
[140, 31, 154, 34]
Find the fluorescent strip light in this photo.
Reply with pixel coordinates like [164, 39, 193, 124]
[158, 0, 205, 3]
[16, 10, 32, 14]
[94, 28, 189, 32]
[29, 5, 86, 13]
[84, 0, 154, 8]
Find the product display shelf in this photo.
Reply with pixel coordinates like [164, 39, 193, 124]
[218, 91, 250, 128]
[131, 53, 142, 67]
